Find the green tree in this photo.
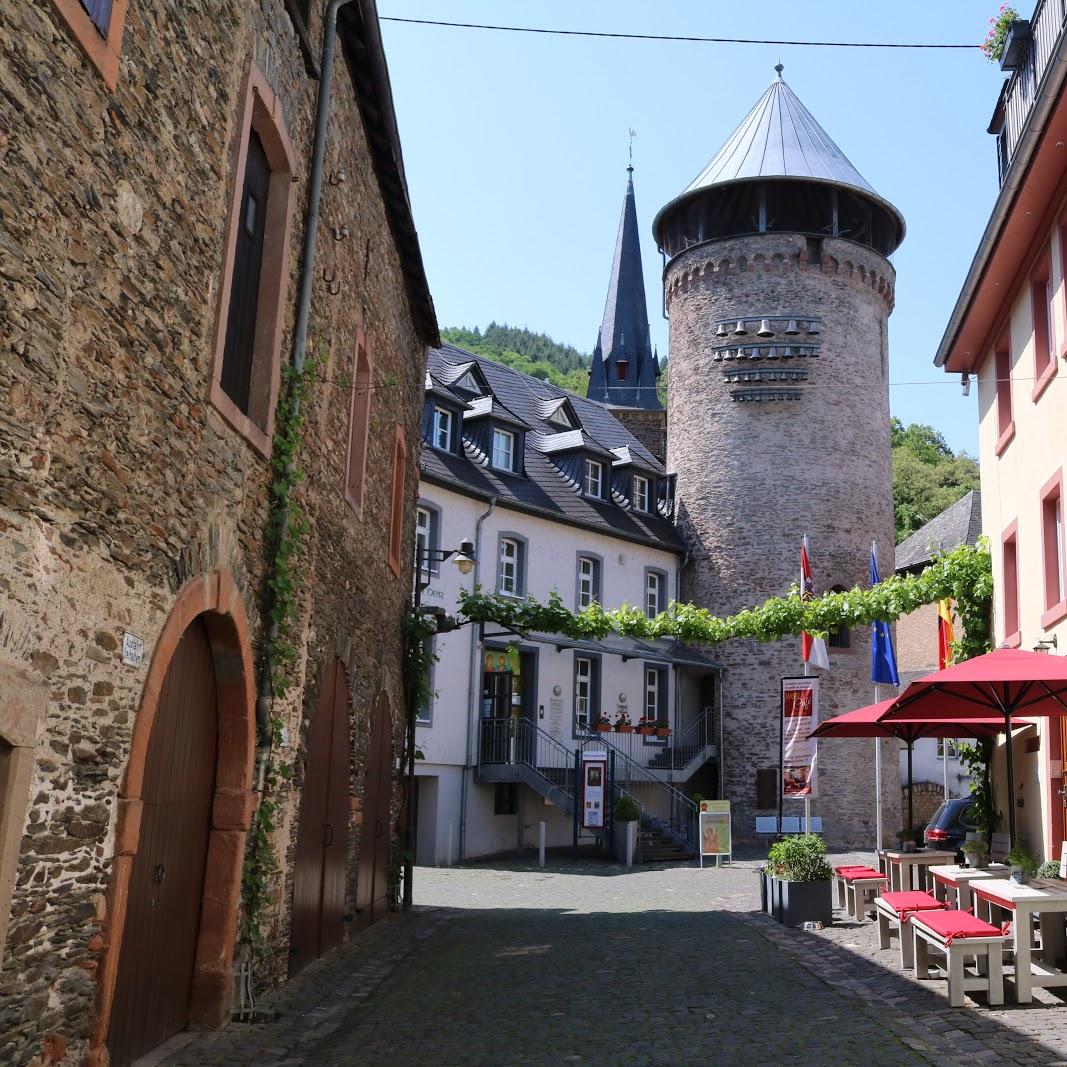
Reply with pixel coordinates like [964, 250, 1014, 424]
[441, 324, 592, 393]
[891, 418, 979, 542]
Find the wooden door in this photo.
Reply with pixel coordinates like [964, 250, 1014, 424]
[356, 694, 393, 926]
[108, 620, 218, 1067]
[289, 659, 351, 976]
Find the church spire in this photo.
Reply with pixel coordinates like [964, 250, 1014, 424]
[588, 165, 662, 411]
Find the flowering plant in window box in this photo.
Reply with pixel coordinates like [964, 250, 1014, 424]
[615, 711, 633, 733]
[636, 716, 656, 736]
[655, 720, 672, 737]
[592, 715, 613, 732]
[981, 6, 1025, 66]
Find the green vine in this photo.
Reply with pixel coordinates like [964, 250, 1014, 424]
[240, 353, 323, 949]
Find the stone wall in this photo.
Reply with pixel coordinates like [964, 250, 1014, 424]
[666, 233, 900, 847]
[612, 408, 667, 466]
[0, 3, 428, 1063]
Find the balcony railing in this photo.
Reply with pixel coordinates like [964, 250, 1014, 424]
[995, 0, 1067, 183]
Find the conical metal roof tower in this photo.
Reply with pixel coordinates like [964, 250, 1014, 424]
[588, 166, 662, 411]
[653, 66, 905, 261]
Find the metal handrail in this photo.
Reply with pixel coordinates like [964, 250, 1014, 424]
[479, 717, 578, 799]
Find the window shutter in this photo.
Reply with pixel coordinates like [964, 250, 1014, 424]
[80, 0, 113, 36]
[517, 539, 526, 595]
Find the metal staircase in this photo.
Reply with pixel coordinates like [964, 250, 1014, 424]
[645, 708, 718, 775]
[477, 718, 698, 859]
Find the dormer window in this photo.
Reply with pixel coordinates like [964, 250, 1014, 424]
[617, 360, 629, 382]
[432, 407, 454, 451]
[584, 459, 604, 498]
[492, 428, 516, 472]
[632, 474, 650, 512]
[454, 371, 482, 393]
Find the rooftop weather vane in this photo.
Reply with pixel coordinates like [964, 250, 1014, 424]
[628, 127, 636, 170]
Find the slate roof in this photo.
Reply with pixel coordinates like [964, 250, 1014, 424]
[421, 344, 684, 552]
[895, 490, 983, 573]
[588, 168, 662, 411]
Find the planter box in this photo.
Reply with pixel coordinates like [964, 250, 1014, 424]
[1000, 20, 1031, 71]
[616, 725, 633, 734]
[593, 724, 612, 733]
[771, 877, 832, 928]
[656, 728, 671, 737]
[636, 727, 655, 736]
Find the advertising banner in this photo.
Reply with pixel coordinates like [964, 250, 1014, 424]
[581, 751, 608, 830]
[699, 800, 731, 866]
[781, 677, 819, 799]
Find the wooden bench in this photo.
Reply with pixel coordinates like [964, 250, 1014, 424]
[911, 910, 1007, 1007]
[834, 866, 887, 921]
[875, 891, 947, 968]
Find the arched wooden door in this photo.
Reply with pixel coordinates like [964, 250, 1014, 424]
[289, 658, 351, 976]
[108, 619, 218, 1067]
[356, 693, 393, 926]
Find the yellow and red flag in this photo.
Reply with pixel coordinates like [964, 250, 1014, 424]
[937, 599, 955, 670]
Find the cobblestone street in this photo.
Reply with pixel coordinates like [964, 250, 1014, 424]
[155, 855, 1067, 1066]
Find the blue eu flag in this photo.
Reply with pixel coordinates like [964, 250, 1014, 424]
[870, 543, 899, 686]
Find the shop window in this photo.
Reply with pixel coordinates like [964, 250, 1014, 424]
[51, 0, 129, 90]
[345, 339, 372, 513]
[210, 63, 296, 457]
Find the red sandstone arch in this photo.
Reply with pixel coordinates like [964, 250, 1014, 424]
[88, 569, 256, 1066]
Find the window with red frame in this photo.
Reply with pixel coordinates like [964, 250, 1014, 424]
[387, 428, 407, 576]
[1041, 475, 1065, 616]
[994, 335, 1012, 441]
[1032, 257, 1053, 382]
[1003, 526, 1020, 641]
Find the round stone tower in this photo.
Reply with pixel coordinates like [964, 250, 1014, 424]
[652, 68, 904, 848]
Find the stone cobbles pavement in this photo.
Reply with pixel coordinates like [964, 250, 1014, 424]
[158, 852, 1067, 1066]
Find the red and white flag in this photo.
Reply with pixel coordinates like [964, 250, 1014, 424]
[800, 537, 830, 671]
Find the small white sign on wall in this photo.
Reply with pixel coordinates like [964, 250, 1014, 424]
[121, 631, 144, 668]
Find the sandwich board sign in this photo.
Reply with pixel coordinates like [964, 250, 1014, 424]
[699, 799, 731, 868]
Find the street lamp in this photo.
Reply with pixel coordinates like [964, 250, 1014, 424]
[403, 537, 477, 909]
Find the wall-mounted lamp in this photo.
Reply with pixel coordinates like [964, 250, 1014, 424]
[961, 373, 971, 397]
[1034, 634, 1059, 653]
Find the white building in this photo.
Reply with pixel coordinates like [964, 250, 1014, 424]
[414, 345, 720, 863]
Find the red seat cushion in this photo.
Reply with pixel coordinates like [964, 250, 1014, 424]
[835, 864, 874, 874]
[911, 909, 1005, 943]
[839, 868, 885, 881]
[880, 891, 944, 915]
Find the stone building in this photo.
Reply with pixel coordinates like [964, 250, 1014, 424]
[0, 3, 435, 1065]
[650, 68, 903, 847]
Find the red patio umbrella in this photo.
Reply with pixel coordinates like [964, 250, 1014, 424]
[810, 700, 1030, 834]
[882, 648, 1067, 845]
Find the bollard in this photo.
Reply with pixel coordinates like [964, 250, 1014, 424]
[539, 821, 546, 867]
[446, 820, 454, 867]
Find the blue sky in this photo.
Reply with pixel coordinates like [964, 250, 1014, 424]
[379, 1, 1009, 455]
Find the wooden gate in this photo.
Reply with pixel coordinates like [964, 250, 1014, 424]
[107, 619, 218, 1067]
[289, 658, 351, 976]
[356, 693, 393, 926]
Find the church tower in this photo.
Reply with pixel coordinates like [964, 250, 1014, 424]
[652, 68, 904, 846]
[588, 166, 666, 462]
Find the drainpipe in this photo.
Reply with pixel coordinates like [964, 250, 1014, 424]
[255, 0, 356, 744]
[459, 495, 496, 860]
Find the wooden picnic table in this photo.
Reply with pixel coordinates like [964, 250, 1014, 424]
[929, 864, 1010, 910]
[879, 849, 958, 892]
[971, 878, 1067, 1003]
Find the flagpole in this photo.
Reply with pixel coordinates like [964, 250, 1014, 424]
[802, 536, 811, 835]
[874, 681, 883, 853]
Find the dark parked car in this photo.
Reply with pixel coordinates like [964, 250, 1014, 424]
[924, 795, 978, 857]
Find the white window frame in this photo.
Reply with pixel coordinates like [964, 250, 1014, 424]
[575, 657, 592, 727]
[432, 406, 453, 451]
[577, 556, 597, 609]
[633, 474, 650, 512]
[492, 428, 516, 472]
[415, 506, 433, 575]
[585, 458, 604, 498]
[499, 537, 520, 596]
[644, 667, 660, 722]
[645, 571, 662, 620]
[936, 738, 958, 761]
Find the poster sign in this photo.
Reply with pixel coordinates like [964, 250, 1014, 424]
[121, 631, 144, 668]
[581, 751, 607, 830]
[699, 800, 731, 866]
[781, 677, 819, 799]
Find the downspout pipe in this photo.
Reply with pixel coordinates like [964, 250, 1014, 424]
[255, 0, 356, 743]
[459, 495, 496, 861]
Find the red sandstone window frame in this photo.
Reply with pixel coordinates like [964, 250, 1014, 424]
[1040, 469, 1067, 628]
[50, 0, 129, 91]
[1002, 520, 1021, 648]
[344, 331, 374, 516]
[1031, 254, 1057, 401]
[208, 61, 296, 459]
[993, 332, 1015, 457]
[387, 426, 408, 577]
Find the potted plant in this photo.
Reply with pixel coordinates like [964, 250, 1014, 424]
[655, 719, 671, 738]
[592, 714, 613, 733]
[613, 794, 641, 865]
[615, 710, 633, 733]
[765, 833, 833, 927]
[1036, 860, 1061, 881]
[981, 6, 1029, 70]
[1006, 842, 1037, 884]
[635, 716, 656, 736]
[961, 839, 990, 869]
